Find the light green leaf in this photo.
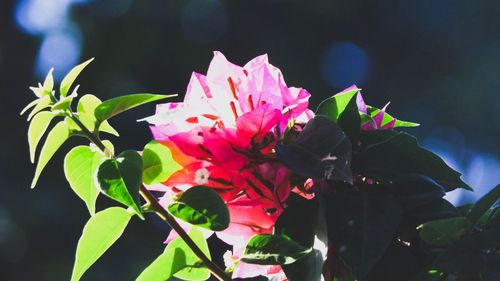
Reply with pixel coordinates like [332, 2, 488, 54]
[20, 99, 39, 115]
[95, 93, 176, 124]
[52, 93, 76, 112]
[71, 207, 133, 281]
[136, 227, 211, 281]
[466, 184, 500, 225]
[142, 141, 182, 185]
[43, 68, 54, 94]
[27, 95, 51, 121]
[242, 234, 311, 265]
[60, 58, 94, 97]
[315, 88, 360, 122]
[77, 94, 119, 136]
[28, 111, 56, 163]
[96, 150, 144, 219]
[31, 121, 70, 188]
[418, 217, 472, 246]
[64, 146, 106, 215]
[168, 186, 230, 231]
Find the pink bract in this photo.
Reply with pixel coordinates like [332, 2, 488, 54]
[143, 51, 314, 278]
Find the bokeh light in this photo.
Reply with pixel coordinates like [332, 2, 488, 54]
[321, 41, 369, 89]
[35, 30, 82, 80]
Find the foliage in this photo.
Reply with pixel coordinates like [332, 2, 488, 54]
[22, 56, 499, 281]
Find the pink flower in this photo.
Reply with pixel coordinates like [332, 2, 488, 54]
[143, 51, 313, 279]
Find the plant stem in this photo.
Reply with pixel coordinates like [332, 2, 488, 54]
[68, 111, 231, 281]
[139, 187, 231, 281]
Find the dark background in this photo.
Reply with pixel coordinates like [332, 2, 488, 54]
[1, 0, 499, 280]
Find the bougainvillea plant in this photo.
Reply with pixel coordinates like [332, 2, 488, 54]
[22, 53, 499, 281]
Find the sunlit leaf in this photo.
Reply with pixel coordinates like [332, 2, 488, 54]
[27, 95, 51, 121]
[316, 87, 360, 122]
[96, 150, 144, 219]
[71, 207, 133, 281]
[76, 94, 119, 136]
[95, 93, 176, 124]
[43, 68, 54, 94]
[28, 111, 56, 163]
[64, 146, 106, 215]
[20, 99, 39, 115]
[242, 234, 311, 265]
[142, 140, 182, 185]
[60, 58, 94, 97]
[136, 227, 211, 281]
[168, 186, 229, 231]
[31, 121, 70, 188]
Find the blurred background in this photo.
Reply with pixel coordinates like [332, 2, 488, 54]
[1, 0, 499, 280]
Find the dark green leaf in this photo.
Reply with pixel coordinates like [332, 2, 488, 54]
[142, 141, 182, 185]
[167, 186, 229, 231]
[388, 175, 446, 211]
[71, 207, 132, 281]
[276, 116, 352, 183]
[64, 146, 106, 215]
[337, 93, 361, 143]
[94, 93, 176, 124]
[60, 58, 93, 97]
[325, 183, 402, 280]
[355, 130, 471, 191]
[31, 121, 70, 188]
[242, 234, 311, 265]
[418, 217, 472, 246]
[277, 195, 327, 281]
[316, 87, 360, 122]
[96, 150, 144, 219]
[136, 227, 211, 281]
[466, 184, 500, 225]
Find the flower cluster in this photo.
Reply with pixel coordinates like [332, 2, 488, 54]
[144, 52, 313, 278]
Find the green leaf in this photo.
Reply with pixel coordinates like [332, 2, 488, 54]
[466, 184, 500, 225]
[242, 234, 311, 265]
[277, 195, 328, 281]
[96, 150, 144, 219]
[64, 146, 106, 215]
[31, 121, 70, 188]
[71, 207, 132, 281]
[20, 99, 39, 115]
[316, 87, 360, 122]
[51, 94, 75, 112]
[325, 183, 402, 280]
[356, 130, 471, 191]
[136, 227, 211, 281]
[388, 175, 446, 211]
[60, 58, 94, 97]
[95, 93, 176, 124]
[76, 94, 119, 136]
[418, 217, 472, 246]
[366, 106, 419, 129]
[174, 227, 211, 281]
[28, 111, 56, 163]
[43, 68, 54, 94]
[27, 95, 51, 121]
[142, 140, 182, 185]
[337, 92, 361, 143]
[168, 186, 229, 231]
